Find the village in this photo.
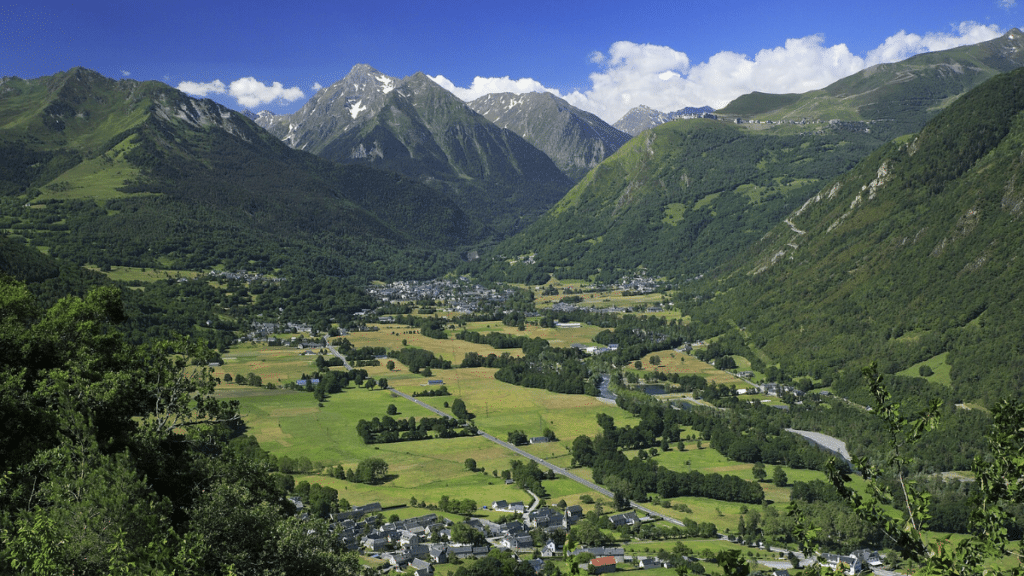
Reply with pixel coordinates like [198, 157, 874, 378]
[285, 491, 884, 576]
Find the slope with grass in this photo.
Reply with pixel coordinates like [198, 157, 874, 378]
[0, 68, 485, 280]
[694, 66, 1024, 407]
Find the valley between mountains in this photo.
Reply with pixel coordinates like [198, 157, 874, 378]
[2, 28, 1024, 576]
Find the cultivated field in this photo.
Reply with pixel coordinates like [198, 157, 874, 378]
[213, 318, 858, 537]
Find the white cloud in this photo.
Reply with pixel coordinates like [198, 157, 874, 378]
[121, 70, 130, 77]
[227, 77, 305, 108]
[865, 22, 1004, 64]
[428, 74, 561, 101]
[312, 82, 323, 91]
[999, 0, 1017, 8]
[434, 21, 1003, 123]
[177, 79, 227, 97]
[177, 77, 305, 108]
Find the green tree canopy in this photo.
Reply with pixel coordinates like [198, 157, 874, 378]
[0, 278, 359, 575]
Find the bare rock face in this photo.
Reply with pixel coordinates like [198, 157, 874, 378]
[468, 92, 631, 182]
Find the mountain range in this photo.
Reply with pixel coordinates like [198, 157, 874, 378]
[254, 65, 574, 235]
[717, 28, 1024, 139]
[5, 30, 1024, 401]
[487, 29, 1024, 282]
[691, 64, 1024, 406]
[0, 68, 482, 279]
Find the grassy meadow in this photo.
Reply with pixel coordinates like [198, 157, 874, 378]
[84, 264, 201, 283]
[214, 318, 868, 539]
[213, 324, 641, 510]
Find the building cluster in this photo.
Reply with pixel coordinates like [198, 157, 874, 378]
[551, 302, 634, 315]
[733, 382, 806, 398]
[307, 500, 668, 574]
[570, 342, 619, 356]
[246, 321, 314, 342]
[206, 269, 283, 283]
[288, 493, 883, 575]
[581, 272, 661, 295]
[367, 278, 517, 313]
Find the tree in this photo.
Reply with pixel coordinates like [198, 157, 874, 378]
[717, 356, 738, 370]
[752, 462, 767, 482]
[452, 398, 469, 420]
[465, 458, 477, 472]
[507, 430, 528, 446]
[450, 522, 486, 546]
[0, 280, 360, 575]
[772, 466, 787, 487]
[386, 403, 398, 415]
[814, 364, 1024, 575]
[355, 457, 389, 484]
[650, 355, 661, 366]
[386, 360, 396, 371]
[716, 549, 751, 576]
[614, 491, 630, 511]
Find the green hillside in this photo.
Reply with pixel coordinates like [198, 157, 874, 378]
[690, 66, 1024, 406]
[0, 69, 485, 281]
[718, 29, 1024, 140]
[479, 118, 884, 281]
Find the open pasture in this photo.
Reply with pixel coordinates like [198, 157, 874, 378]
[218, 382, 567, 507]
[632, 351, 745, 387]
[215, 343, 321, 385]
[84, 264, 201, 283]
[457, 320, 605, 349]
[388, 366, 638, 442]
[533, 280, 667, 312]
[346, 324, 526, 365]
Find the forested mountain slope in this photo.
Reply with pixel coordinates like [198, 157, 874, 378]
[480, 118, 885, 282]
[691, 67, 1024, 406]
[0, 68, 480, 280]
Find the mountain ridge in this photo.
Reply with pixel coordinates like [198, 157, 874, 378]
[0, 68, 482, 280]
[467, 91, 631, 181]
[689, 66, 1024, 405]
[717, 28, 1024, 138]
[612, 104, 716, 136]
[255, 66, 573, 235]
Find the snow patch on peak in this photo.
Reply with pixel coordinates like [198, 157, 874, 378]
[350, 100, 366, 119]
[376, 74, 395, 94]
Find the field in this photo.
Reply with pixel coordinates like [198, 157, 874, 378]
[214, 319, 870, 541]
[83, 264, 201, 283]
[214, 325, 641, 510]
[897, 351, 952, 386]
[532, 279, 668, 313]
[35, 136, 149, 203]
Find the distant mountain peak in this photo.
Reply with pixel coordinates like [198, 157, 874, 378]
[468, 91, 631, 181]
[254, 66, 572, 236]
[613, 105, 716, 135]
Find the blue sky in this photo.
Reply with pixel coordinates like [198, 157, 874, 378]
[2, 0, 1020, 123]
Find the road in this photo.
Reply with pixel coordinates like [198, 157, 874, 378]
[390, 386, 910, 572]
[324, 341, 354, 370]
[785, 428, 852, 468]
[387, 387, 689, 529]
